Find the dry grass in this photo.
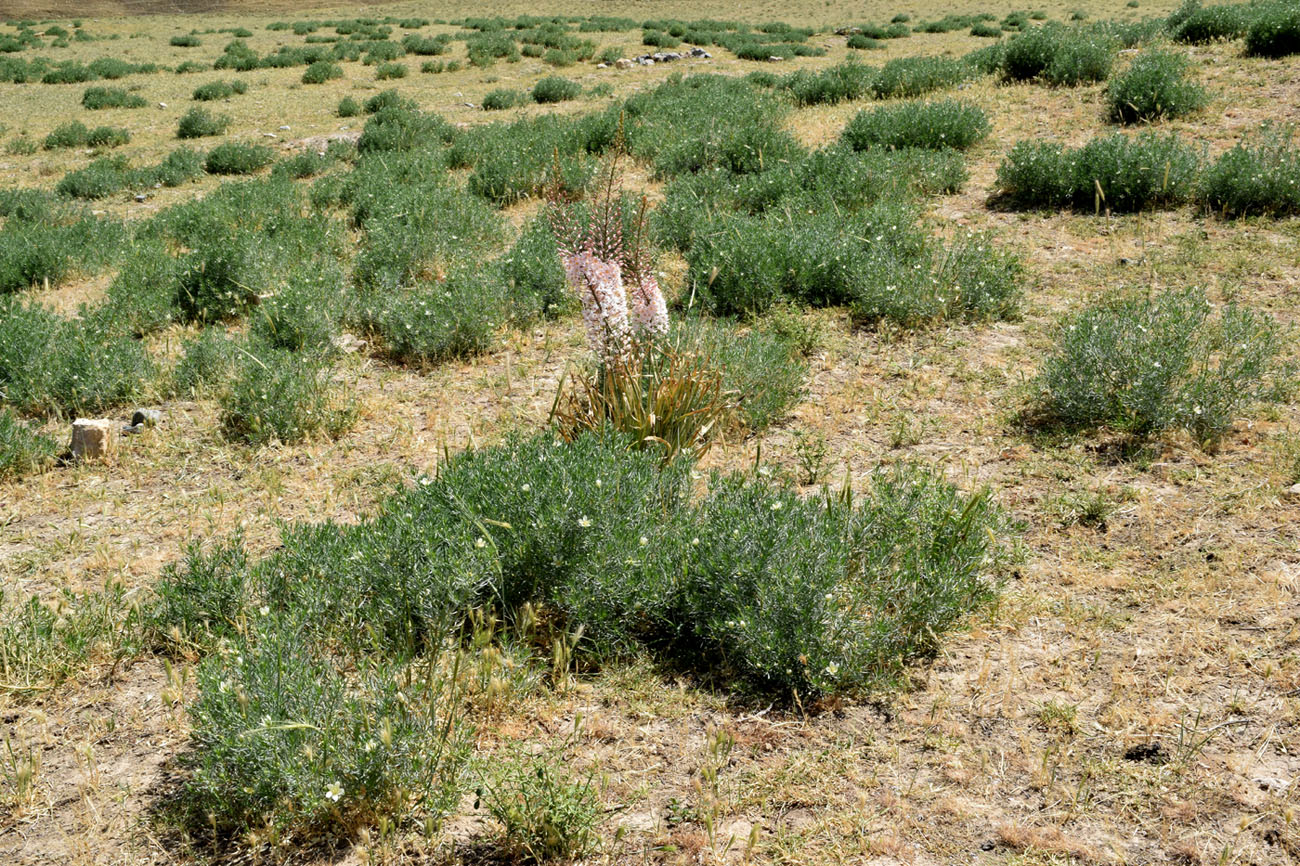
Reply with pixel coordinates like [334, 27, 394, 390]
[4, 1, 1300, 865]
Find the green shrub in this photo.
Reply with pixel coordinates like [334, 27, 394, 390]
[151, 535, 250, 647]
[1201, 124, 1300, 216]
[1002, 24, 1115, 85]
[532, 75, 581, 103]
[272, 148, 332, 180]
[179, 625, 467, 842]
[1107, 49, 1207, 123]
[482, 88, 525, 110]
[480, 751, 600, 864]
[174, 60, 207, 74]
[81, 86, 146, 109]
[0, 408, 57, 480]
[356, 106, 455, 153]
[56, 156, 129, 199]
[363, 89, 416, 113]
[301, 60, 343, 83]
[177, 106, 229, 138]
[170, 34, 201, 47]
[0, 209, 124, 296]
[780, 59, 875, 106]
[496, 217, 569, 321]
[145, 146, 206, 187]
[43, 121, 90, 149]
[374, 61, 407, 80]
[673, 316, 807, 430]
[171, 327, 240, 395]
[872, 55, 969, 98]
[219, 348, 354, 445]
[596, 46, 623, 64]
[337, 95, 361, 117]
[353, 274, 503, 366]
[1245, 2, 1300, 56]
[85, 125, 130, 148]
[1033, 287, 1291, 447]
[842, 100, 991, 151]
[192, 79, 246, 101]
[250, 262, 345, 352]
[203, 141, 276, 175]
[5, 135, 37, 156]
[1170, 2, 1248, 43]
[971, 22, 1004, 37]
[996, 131, 1199, 212]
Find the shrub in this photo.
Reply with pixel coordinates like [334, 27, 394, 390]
[174, 60, 206, 74]
[170, 34, 201, 47]
[363, 88, 416, 113]
[81, 86, 146, 109]
[219, 348, 354, 445]
[842, 100, 991, 151]
[532, 75, 581, 103]
[301, 60, 343, 83]
[337, 95, 361, 117]
[0, 210, 124, 296]
[352, 274, 503, 366]
[203, 142, 276, 175]
[177, 106, 229, 138]
[249, 262, 345, 352]
[85, 126, 130, 148]
[971, 22, 1004, 37]
[672, 316, 808, 430]
[56, 156, 129, 199]
[192, 79, 246, 101]
[996, 132, 1199, 212]
[356, 106, 455, 153]
[0, 408, 58, 480]
[43, 121, 90, 149]
[1245, 2, 1300, 56]
[171, 327, 240, 395]
[780, 59, 875, 106]
[273, 148, 332, 180]
[179, 625, 467, 841]
[5, 135, 37, 156]
[1002, 24, 1115, 86]
[374, 62, 407, 80]
[1033, 287, 1291, 447]
[872, 55, 968, 98]
[1107, 49, 1207, 123]
[147, 146, 206, 187]
[496, 217, 569, 321]
[482, 88, 525, 110]
[1170, 2, 1248, 43]
[480, 751, 600, 864]
[1200, 124, 1300, 216]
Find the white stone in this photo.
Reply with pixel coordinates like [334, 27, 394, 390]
[71, 419, 117, 464]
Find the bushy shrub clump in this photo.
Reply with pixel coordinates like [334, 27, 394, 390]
[374, 62, 407, 80]
[996, 132, 1199, 212]
[842, 100, 991, 151]
[170, 34, 201, 47]
[192, 79, 247, 101]
[54, 148, 206, 199]
[203, 141, 276, 175]
[872, 55, 969, 98]
[43, 121, 129, 149]
[532, 75, 581, 103]
[1001, 24, 1115, 85]
[779, 59, 875, 106]
[218, 348, 354, 445]
[337, 95, 361, 117]
[163, 430, 1009, 700]
[482, 88, 525, 110]
[81, 86, 146, 109]
[1245, 2, 1300, 56]
[0, 407, 58, 480]
[356, 105, 456, 153]
[1032, 287, 1291, 447]
[1106, 49, 1207, 124]
[177, 106, 229, 138]
[1200, 125, 1300, 216]
[301, 60, 342, 83]
[1169, 1, 1249, 43]
[0, 203, 125, 295]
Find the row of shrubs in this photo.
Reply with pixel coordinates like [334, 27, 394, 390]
[1167, 0, 1300, 57]
[483, 75, 582, 109]
[997, 125, 1300, 216]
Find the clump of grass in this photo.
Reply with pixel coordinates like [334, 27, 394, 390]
[203, 141, 276, 175]
[171, 327, 240, 396]
[44, 121, 130, 150]
[301, 60, 342, 83]
[1200, 124, 1300, 217]
[995, 131, 1199, 212]
[0, 408, 58, 480]
[177, 106, 229, 138]
[218, 348, 354, 445]
[1106, 49, 1207, 124]
[779, 59, 875, 106]
[170, 34, 201, 47]
[479, 748, 601, 864]
[842, 100, 990, 151]
[81, 86, 146, 109]
[872, 55, 968, 98]
[532, 75, 581, 103]
[1032, 287, 1292, 448]
[1245, 2, 1300, 57]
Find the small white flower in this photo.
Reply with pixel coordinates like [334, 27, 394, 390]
[578, 516, 591, 528]
[475, 537, 487, 549]
[325, 781, 343, 802]
[639, 536, 648, 546]
[691, 537, 700, 546]
[825, 661, 840, 676]
[770, 501, 783, 512]
[259, 605, 270, 617]
[521, 483, 530, 492]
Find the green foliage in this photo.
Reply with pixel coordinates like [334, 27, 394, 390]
[203, 141, 276, 175]
[872, 55, 969, 98]
[170, 34, 201, 47]
[356, 106, 456, 153]
[996, 132, 1200, 212]
[1200, 124, 1300, 216]
[0, 206, 124, 295]
[374, 62, 407, 80]
[496, 217, 570, 321]
[532, 75, 581, 103]
[1169, 2, 1248, 43]
[779, 59, 875, 106]
[479, 750, 600, 864]
[482, 88, 525, 110]
[1033, 287, 1291, 447]
[151, 535, 250, 647]
[352, 273, 503, 366]
[337, 95, 361, 117]
[1002, 24, 1116, 85]
[171, 327, 240, 396]
[1107, 49, 1207, 124]
[219, 348, 354, 445]
[177, 106, 229, 138]
[0, 408, 57, 480]
[301, 60, 343, 83]
[81, 86, 146, 109]
[842, 100, 991, 151]
[1245, 2, 1300, 56]
[972, 22, 1004, 37]
[192, 79, 247, 101]
[672, 316, 808, 430]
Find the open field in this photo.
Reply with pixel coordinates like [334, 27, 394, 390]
[2, 1, 1300, 865]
